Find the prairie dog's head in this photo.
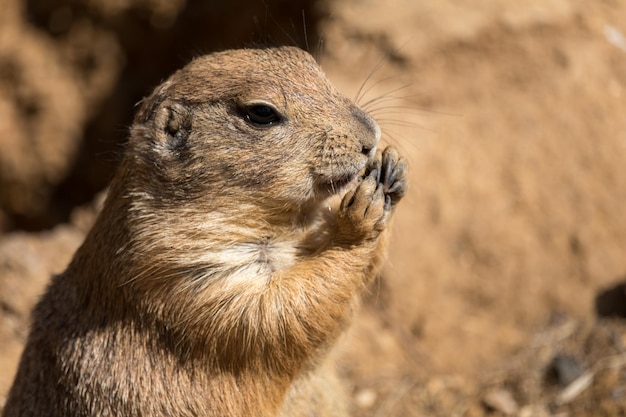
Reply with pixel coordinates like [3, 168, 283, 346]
[126, 46, 380, 216]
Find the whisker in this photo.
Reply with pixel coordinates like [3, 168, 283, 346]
[354, 55, 390, 105]
[329, 149, 338, 194]
[264, 7, 299, 47]
[367, 109, 430, 120]
[376, 119, 433, 131]
[301, 10, 309, 52]
[359, 83, 415, 110]
[315, 18, 331, 64]
[380, 130, 420, 164]
[371, 103, 461, 118]
[354, 36, 415, 105]
[355, 76, 408, 108]
[356, 75, 407, 106]
[364, 97, 434, 113]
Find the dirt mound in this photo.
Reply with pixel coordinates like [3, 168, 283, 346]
[1, 0, 626, 415]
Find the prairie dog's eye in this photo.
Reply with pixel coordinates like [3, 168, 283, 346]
[243, 104, 282, 127]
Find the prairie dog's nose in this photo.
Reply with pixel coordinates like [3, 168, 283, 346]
[352, 107, 380, 157]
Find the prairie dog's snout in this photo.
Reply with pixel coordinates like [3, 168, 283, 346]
[352, 105, 381, 158]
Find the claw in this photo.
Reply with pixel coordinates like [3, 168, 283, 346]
[384, 194, 392, 211]
[385, 168, 398, 191]
[340, 186, 358, 210]
[366, 159, 381, 180]
[387, 181, 403, 194]
[381, 156, 394, 187]
[368, 168, 379, 182]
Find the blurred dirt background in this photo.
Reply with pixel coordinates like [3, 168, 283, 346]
[1, 0, 626, 416]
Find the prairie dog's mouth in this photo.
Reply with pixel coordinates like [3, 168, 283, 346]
[315, 152, 374, 196]
[318, 163, 369, 196]
[327, 173, 359, 193]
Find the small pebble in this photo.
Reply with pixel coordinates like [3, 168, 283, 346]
[482, 388, 518, 415]
[547, 354, 584, 387]
[354, 388, 377, 409]
[518, 404, 551, 417]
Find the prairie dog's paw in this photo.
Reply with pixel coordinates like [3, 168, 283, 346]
[337, 168, 386, 242]
[380, 146, 408, 209]
[336, 146, 408, 243]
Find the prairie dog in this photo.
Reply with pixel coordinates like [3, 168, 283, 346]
[3, 46, 408, 417]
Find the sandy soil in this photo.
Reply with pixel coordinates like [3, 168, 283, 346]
[1, 0, 625, 415]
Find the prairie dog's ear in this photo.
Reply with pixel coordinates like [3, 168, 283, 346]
[134, 80, 172, 124]
[152, 100, 192, 152]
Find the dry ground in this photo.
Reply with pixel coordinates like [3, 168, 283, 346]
[1, 1, 626, 416]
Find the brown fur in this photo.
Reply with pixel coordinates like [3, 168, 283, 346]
[3, 46, 408, 417]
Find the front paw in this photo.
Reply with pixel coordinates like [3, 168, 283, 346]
[337, 168, 386, 241]
[336, 146, 408, 242]
[379, 146, 408, 209]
